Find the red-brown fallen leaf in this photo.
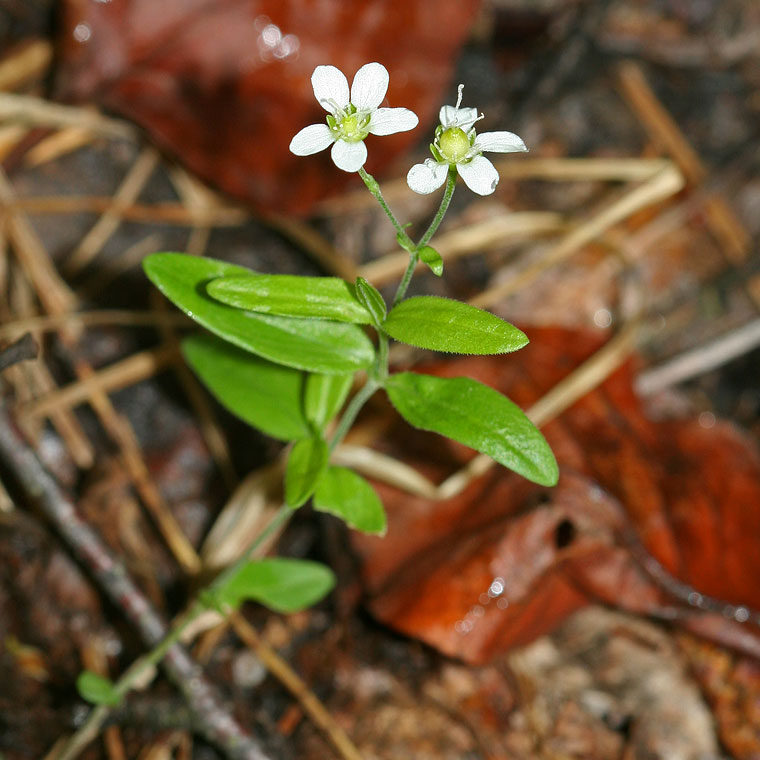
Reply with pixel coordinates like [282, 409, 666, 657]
[54, 0, 480, 214]
[352, 329, 760, 664]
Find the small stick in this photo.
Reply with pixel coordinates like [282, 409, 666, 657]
[0, 406, 272, 760]
[0, 332, 38, 371]
[24, 126, 95, 168]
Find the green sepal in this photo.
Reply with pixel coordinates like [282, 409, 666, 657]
[355, 277, 387, 327]
[76, 671, 122, 707]
[418, 245, 443, 277]
[314, 466, 387, 535]
[285, 435, 329, 508]
[143, 253, 375, 375]
[182, 333, 309, 441]
[207, 274, 372, 324]
[304, 373, 353, 431]
[213, 558, 335, 614]
[385, 372, 559, 487]
[384, 296, 528, 355]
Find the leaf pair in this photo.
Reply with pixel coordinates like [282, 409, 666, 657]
[143, 254, 375, 375]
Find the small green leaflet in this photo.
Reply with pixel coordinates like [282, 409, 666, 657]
[384, 296, 528, 355]
[314, 466, 387, 535]
[182, 333, 309, 441]
[354, 277, 387, 327]
[304, 373, 353, 431]
[207, 274, 372, 324]
[285, 436, 328, 508]
[143, 253, 375, 374]
[385, 372, 559, 487]
[76, 671, 122, 706]
[214, 558, 335, 614]
[418, 245, 443, 276]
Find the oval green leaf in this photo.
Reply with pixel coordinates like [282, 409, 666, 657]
[216, 558, 335, 614]
[285, 435, 328, 508]
[355, 276, 387, 327]
[143, 253, 375, 374]
[76, 671, 122, 706]
[314, 466, 387, 535]
[304, 372, 353, 431]
[207, 274, 372, 324]
[385, 372, 559, 487]
[182, 333, 309, 441]
[419, 245, 443, 277]
[384, 296, 528, 355]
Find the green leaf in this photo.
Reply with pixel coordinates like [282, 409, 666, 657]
[215, 558, 335, 613]
[304, 373, 353, 431]
[207, 274, 372, 324]
[386, 372, 559, 487]
[76, 671, 122, 707]
[354, 277, 387, 327]
[419, 245, 443, 277]
[384, 296, 528, 355]
[285, 435, 328, 508]
[314, 466, 387, 535]
[143, 253, 375, 374]
[182, 333, 308, 441]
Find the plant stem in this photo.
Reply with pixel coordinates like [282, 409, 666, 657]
[328, 378, 379, 454]
[391, 250, 419, 307]
[358, 167, 412, 247]
[418, 166, 457, 249]
[391, 167, 457, 307]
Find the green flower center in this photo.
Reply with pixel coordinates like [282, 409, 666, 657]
[327, 104, 371, 143]
[438, 127, 471, 162]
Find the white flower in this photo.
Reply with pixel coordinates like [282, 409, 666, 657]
[406, 85, 527, 196]
[289, 62, 419, 173]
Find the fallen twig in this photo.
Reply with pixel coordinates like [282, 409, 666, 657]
[0, 332, 38, 371]
[0, 405, 273, 760]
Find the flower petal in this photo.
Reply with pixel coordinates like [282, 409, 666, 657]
[456, 155, 500, 195]
[350, 62, 389, 110]
[407, 159, 448, 195]
[289, 124, 335, 156]
[473, 131, 527, 153]
[368, 107, 419, 136]
[311, 65, 350, 112]
[331, 140, 367, 172]
[439, 105, 479, 130]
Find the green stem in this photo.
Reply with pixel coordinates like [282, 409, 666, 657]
[418, 166, 457, 249]
[110, 503, 293, 701]
[328, 378, 379, 454]
[391, 167, 457, 307]
[358, 167, 412, 247]
[391, 250, 419, 307]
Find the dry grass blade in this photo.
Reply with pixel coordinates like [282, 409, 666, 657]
[0, 166, 79, 315]
[24, 126, 95, 167]
[64, 146, 161, 275]
[0, 92, 136, 140]
[359, 211, 565, 286]
[17, 345, 178, 420]
[0, 39, 52, 92]
[470, 164, 684, 309]
[617, 61, 750, 263]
